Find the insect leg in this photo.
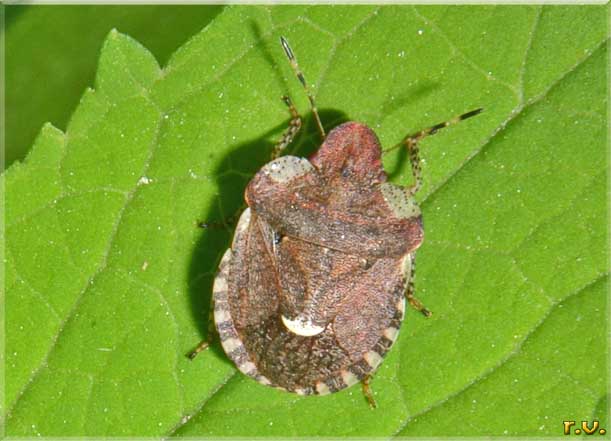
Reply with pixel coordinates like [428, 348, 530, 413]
[187, 339, 210, 360]
[271, 95, 302, 159]
[280, 36, 326, 141]
[361, 375, 377, 409]
[398, 108, 483, 196]
[405, 254, 432, 317]
[197, 208, 243, 229]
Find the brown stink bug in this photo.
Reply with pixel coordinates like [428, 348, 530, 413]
[189, 36, 482, 407]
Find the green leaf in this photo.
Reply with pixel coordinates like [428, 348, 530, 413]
[4, 4, 224, 170]
[3, 5, 608, 437]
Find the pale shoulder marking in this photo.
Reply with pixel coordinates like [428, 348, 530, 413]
[261, 155, 314, 183]
[380, 182, 421, 218]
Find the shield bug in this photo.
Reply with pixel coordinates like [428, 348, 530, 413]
[189, 36, 482, 407]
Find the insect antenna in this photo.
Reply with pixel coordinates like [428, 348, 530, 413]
[280, 36, 326, 140]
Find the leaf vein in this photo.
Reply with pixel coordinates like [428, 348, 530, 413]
[411, 6, 521, 100]
[517, 5, 544, 104]
[392, 273, 608, 436]
[421, 38, 608, 206]
[5, 109, 165, 423]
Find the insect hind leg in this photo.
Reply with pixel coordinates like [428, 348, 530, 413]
[361, 375, 377, 409]
[406, 254, 432, 318]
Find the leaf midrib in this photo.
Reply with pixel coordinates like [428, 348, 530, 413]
[392, 273, 609, 436]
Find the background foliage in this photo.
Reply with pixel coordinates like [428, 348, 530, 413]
[2, 4, 609, 437]
[4, 5, 223, 169]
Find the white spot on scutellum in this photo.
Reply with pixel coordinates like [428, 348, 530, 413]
[364, 351, 383, 369]
[262, 156, 314, 183]
[341, 370, 359, 387]
[380, 182, 421, 218]
[281, 315, 325, 337]
[316, 381, 330, 395]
